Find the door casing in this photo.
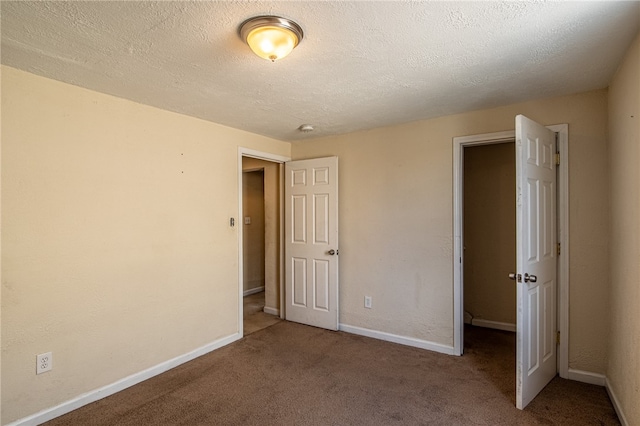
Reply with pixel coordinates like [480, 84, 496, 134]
[452, 125, 569, 380]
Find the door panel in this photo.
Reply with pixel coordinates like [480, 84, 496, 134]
[314, 194, 329, 243]
[292, 195, 306, 243]
[292, 258, 307, 306]
[313, 259, 330, 311]
[285, 157, 338, 330]
[516, 115, 557, 409]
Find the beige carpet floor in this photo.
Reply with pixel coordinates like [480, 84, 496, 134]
[45, 322, 619, 425]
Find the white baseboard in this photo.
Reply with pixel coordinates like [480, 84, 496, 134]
[567, 368, 606, 386]
[7, 332, 242, 426]
[243, 286, 265, 297]
[263, 306, 280, 316]
[339, 324, 455, 356]
[605, 377, 629, 426]
[471, 319, 516, 332]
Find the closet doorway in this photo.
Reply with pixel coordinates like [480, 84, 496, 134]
[463, 142, 517, 333]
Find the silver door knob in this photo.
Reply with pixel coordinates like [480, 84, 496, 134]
[328, 249, 337, 255]
[524, 273, 537, 283]
[508, 273, 521, 282]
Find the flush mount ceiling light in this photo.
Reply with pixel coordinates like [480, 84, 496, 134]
[239, 16, 303, 62]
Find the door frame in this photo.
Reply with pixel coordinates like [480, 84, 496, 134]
[237, 147, 291, 337]
[452, 124, 569, 379]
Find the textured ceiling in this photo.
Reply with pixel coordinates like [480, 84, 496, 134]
[2, 1, 639, 141]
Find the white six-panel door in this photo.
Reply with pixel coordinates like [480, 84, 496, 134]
[285, 157, 339, 330]
[515, 115, 558, 409]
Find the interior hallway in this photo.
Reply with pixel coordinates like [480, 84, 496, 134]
[243, 291, 281, 336]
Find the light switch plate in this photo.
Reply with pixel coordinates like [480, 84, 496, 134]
[364, 296, 372, 309]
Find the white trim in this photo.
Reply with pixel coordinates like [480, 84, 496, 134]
[471, 319, 516, 332]
[238, 151, 244, 337]
[263, 306, 280, 316]
[6, 333, 241, 426]
[339, 324, 455, 356]
[279, 163, 285, 320]
[240, 148, 290, 163]
[238, 148, 291, 337]
[567, 368, 606, 386]
[606, 378, 629, 426]
[452, 124, 569, 377]
[549, 123, 570, 379]
[452, 130, 516, 146]
[243, 286, 265, 297]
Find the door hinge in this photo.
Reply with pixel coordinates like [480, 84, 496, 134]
[557, 243, 561, 256]
[555, 152, 560, 166]
[556, 331, 561, 345]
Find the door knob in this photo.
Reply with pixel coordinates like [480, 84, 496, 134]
[524, 273, 537, 283]
[328, 249, 338, 255]
[508, 273, 521, 282]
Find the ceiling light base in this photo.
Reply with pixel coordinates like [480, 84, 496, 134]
[240, 16, 303, 62]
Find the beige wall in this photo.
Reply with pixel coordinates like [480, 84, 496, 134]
[242, 170, 265, 292]
[292, 89, 609, 372]
[607, 31, 640, 426]
[464, 143, 516, 326]
[242, 157, 280, 313]
[0, 66, 290, 424]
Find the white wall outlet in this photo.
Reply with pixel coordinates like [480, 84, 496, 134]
[37, 352, 53, 374]
[364, 296, 372, 309]
[244, 216, 251, 225]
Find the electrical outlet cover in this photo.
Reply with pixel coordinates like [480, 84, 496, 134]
[37, 352, 53, 374]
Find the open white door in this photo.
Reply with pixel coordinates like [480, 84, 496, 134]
[285, 157, 338, 330]
[514, 115, 558, 409]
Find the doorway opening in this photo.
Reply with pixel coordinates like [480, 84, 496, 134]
[238, 149, 290, 337]
[241, 166, 281, 335]
[462, 141, 518, 402]
[452, 125, 569, 377]
[463, 142, 517, 333]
